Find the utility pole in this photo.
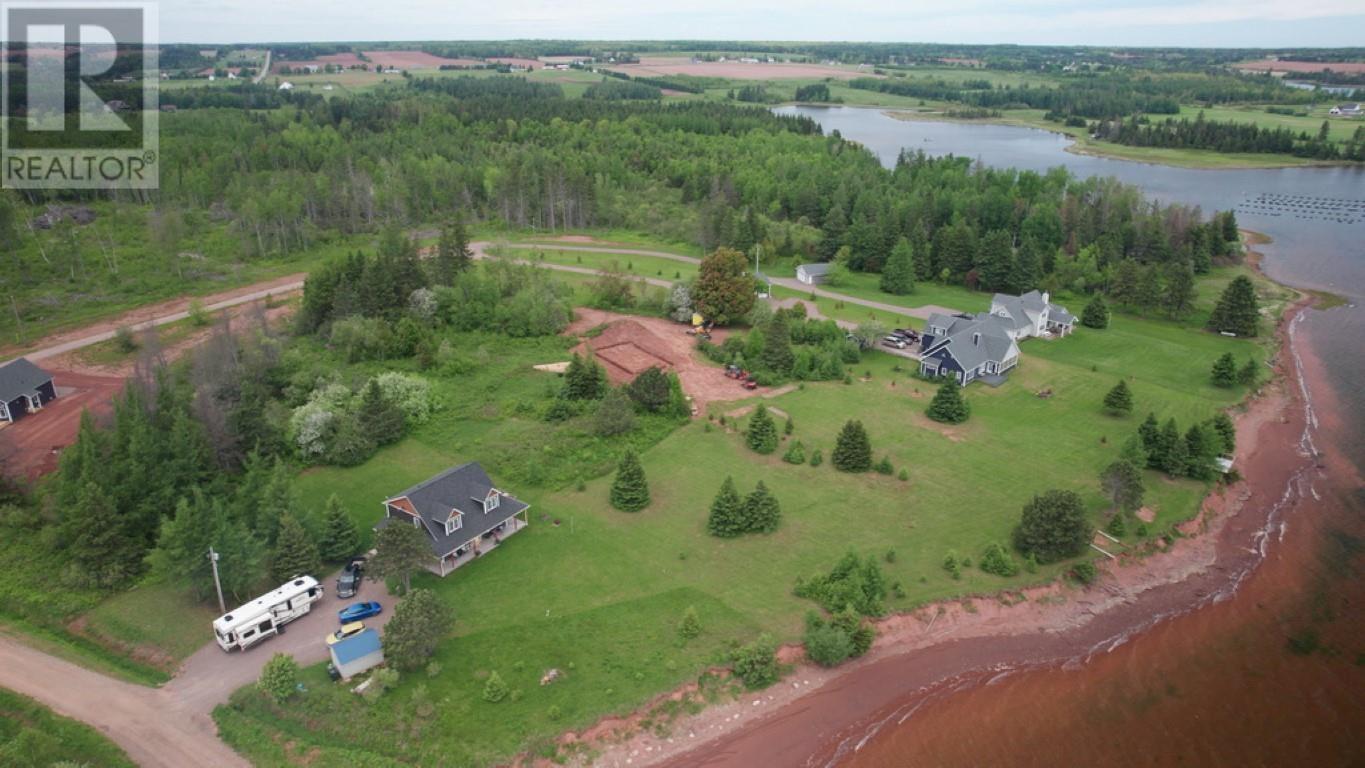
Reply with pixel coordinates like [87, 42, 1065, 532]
[208, 547, 226, 614]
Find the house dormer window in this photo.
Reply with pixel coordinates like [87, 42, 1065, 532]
[445, 514, 462, 535]
[484, 490, 500, 512]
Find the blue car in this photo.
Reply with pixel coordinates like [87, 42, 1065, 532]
[338, 601, 382, 624]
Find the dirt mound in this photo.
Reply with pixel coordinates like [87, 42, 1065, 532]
[563, 308, 767, 412]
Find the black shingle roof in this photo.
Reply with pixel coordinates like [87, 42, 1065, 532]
[385, 462, 529, 557]
[0, 358, 52, 402]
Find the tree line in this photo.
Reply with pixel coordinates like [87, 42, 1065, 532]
[1093, 113, 1365, 161]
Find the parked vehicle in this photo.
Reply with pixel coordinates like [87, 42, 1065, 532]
[338, 601, 383, 624]
[893, 328, 919, 342]
[336, 556, 365, 599]
[326, 621, 366, 646]
[725, 364, 743, 379]
[882, 335, 908, 349]
[743, 376, 759, 390]
[212, 576, 324, 652]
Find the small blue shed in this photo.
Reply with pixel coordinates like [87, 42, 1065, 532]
[329, 628, 384, 679]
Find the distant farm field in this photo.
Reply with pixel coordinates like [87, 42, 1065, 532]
[611, 56, 871, 80]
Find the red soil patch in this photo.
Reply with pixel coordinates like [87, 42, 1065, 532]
[0, 370, 123, 482]
[564, 308, 768, 411]
[609, 57, 871, 81]
[1235, 59, 1365, 74]
[361, 50, 482, 70]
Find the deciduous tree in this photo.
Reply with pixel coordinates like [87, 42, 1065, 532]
[692, 247, 755, 325]
[370, 520, 432, 593]
[1100, 459, 1145, 512]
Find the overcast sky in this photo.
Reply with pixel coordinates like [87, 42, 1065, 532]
[157, 0, 1365, 47]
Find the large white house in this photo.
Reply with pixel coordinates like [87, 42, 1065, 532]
[988, 290, 1075, 340]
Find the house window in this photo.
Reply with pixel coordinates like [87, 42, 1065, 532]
[485, 492, 500, 512]
[445, 516, 462, 535]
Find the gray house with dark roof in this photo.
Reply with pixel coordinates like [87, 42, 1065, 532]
[0, 358, 56, 423]
[378, 462, 530, 577]
[989, 290, 1075, 340]
[919, 313, 1021, 386]
[796, 263, 832, 285]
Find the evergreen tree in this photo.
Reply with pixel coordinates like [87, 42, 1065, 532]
[358, 378, 406, 446]
[1103, 380, 1133, 416]
[1207, 275, 1259, 337]
[1210, 352, 1238, 387]
[706, 477, 746, 538]
[319, 494, 361, 562]
[1162, 261, 1197, 318]
[67, 481, 141, 588]
[831, 419, 873, 473]
[432, 215, 473, 286]
[482, 671, 509, 703]
[1160, 419, 1187, 476]
[270, 511, 321, 583]
[1119, 434, 1149, 469]
[977, 229, 1016, 292]
[258, 457, 300, 545]
[782, 440, 806, 464]
[1138, 412, 1161, 467]
[563, 351, 607, 400]
[1012, 237, 1042, 292]
[678, 605, 702, 640]
[1238, 357, 1260, 386]
[1100, 459, 1145, 512]
[384, 588, 454, 670]
[1209, 412, 1236, 454]
[879, 237, 915, 295]
[745, 404, 779, 455]
[1012, 489, 1091, 564]
[1183, 424, 1218, 480]
[743, 481, 782, 534]
[926, 378, 970, 424]
[761, 313, 795, 375]
[609, 449, 651, 512]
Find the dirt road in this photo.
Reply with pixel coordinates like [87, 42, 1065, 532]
[0, 635, 250, 768]
[0, 570, 393, 767]
[5, 275, 305, 366]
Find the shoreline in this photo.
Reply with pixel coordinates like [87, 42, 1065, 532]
[872, 108, 1354, 171]
[567, 276, 1325, 767]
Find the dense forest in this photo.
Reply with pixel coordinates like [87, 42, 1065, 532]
[1093, 113, 1365, 160]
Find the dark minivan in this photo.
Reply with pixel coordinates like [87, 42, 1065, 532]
[336, 557, 365, 599]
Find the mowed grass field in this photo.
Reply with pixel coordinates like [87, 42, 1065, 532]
[0, 687, 136, 768]
[222, 265, 1276, 766]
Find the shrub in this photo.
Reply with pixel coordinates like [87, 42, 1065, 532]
[804, 621, 853, 667]
[793, 551, 887, 616]
[897, 468, 909, 481]
[187, 299, 210, 327]
[593, 387, 636, 437]
[113, 325, 139, 353]
[1071, 561, 1098, 585]
[809, 448, 823, 467]
[1210, 352, 1238, 388]
[384, 588, 454, 671]
[425, 661, 442, 678]
[258, 653, 299, 704]
[730, 635, 779, 690]
[874, 456, 894, 475]
[782, 440, 806, 464]
[979, 543, 1019, 577]
[627, 366, 672, 412]
[483, 671, 509, 703]
[942, 551, 962, 580]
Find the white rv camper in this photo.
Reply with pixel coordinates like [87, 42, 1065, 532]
[212, 575, 324, 651]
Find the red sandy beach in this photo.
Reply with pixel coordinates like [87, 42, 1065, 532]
[565, 285, 1359, 767]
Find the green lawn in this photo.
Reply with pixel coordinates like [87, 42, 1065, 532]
[0, 687, 136, 768]
[78, 581, 221, 668]
[221, 264, 1274, 765]
[510, 246, 698, 284]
